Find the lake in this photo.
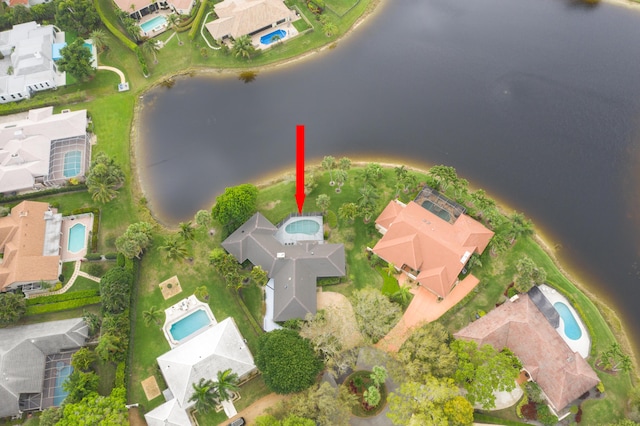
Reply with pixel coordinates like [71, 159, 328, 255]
[138, 0, 640, 347]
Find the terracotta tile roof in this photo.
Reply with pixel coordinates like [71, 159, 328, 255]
[205, 0, 296, 39]
[454, 295, 599, 411]
[373, 200, 493, 298]
[0, 200, 60, 291]
[8, 0, 29, 6]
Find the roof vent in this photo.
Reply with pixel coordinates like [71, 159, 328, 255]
[276, 252, 285, 258]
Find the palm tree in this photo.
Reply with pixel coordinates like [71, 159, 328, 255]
[338, 202, 358, 223]
[126, 20, 141, 42]
[316, 194, 331, 214]
[90, 182, 117, 204]
[89, 29, 108, 53]
[142, 38, 160, 64]
[194, 286, 209, 302]
[322, 155, 337, 185]
[392, 285, 412, 308]
[160, 235, 188, 261]
[334, 169, 348, 192]
[232, 35, 255, 60]
[214, 369, 240, 402]
[338, 157, 351, 172]
[385, 262, 396, 276]
[362, 163, 383, 188]
[250, 265, 268, 286]
[358, 184, 379, 211]
[166, 13, 182, 45]
[506, 212, 534, 244]
[178, 221, 195, 240]
[143, 306, 163, 327]
[323, 21, 338, 37]
[189, 378, 219, 414]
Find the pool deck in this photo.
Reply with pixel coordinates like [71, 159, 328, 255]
[60, 213, 93, 262]
[162, 295, 217, 349]
[139, 11, 172, 38]
[539, 284, 591, 358]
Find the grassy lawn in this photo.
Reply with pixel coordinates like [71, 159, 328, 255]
[377, 266, 400, 295]
[325, 0, 360, 16]
[68, 275, 101, 292]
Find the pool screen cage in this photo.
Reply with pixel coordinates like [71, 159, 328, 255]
[413, 185, 466, 223]
[44, 135, 91, 187]
[40, 351, 76, 410]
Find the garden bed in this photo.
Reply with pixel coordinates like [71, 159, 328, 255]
[345, 370, 387, 417]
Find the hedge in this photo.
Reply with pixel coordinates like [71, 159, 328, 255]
[85, 253, 102, 261]
[0, 91, 87, 116]
[26, 289, 100, 306]
[0, 184, 87, 204]
[94, 0, 137, 51]
[188, 0, 208, 40]
[105, 252, 118, 260]
[115, 362, 126, 387]
[26, 296, 101, 315]
[326, 210, 338, 228]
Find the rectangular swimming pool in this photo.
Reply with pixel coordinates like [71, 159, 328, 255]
[140, 15, 166, 33]
[169, 309, 211, 341]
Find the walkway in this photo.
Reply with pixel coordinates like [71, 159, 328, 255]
[26, 260, 100, 298]
[376, 274, 480, 352]
[97, 65, 126, 85]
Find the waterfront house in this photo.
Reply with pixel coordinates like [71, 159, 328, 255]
[205, 0, 296, 41]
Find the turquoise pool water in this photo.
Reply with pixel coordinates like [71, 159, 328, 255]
[260, 29, 286, 45]
[285, 219, 320, 235]
[63, 150, 82, 178]
[68, 223, 86, 253]
[169, 309, 211, 341]
[141, 15, 166, 33]
[554, 301, 582, 340]
[55, 363, 73, 406]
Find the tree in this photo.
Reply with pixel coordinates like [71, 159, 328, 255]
[0, 292, 26, 326]
[214, 368, 240, 402]
[316, 194, 331, 214]
[39, 407, 62, 426]
[387, 375, 470, 426]
[370, 365, 387, 388]
[189, 378, 219, 414]
[513, 256, 546, 293]
[195, 209, 213, 229]
[272, 382, 356, 426]
[57, 39, 94, 81]
[55, 0, 100, 36]
[95, 331, 127, 362]
[211, 183, 259, 235]
[350, 288, 402, 343]
[397, 322, 457, 379]
[167, 13, 182, 45]
[99, 266, 133, 314]
[62, 370, 99, 403]
[58, 387, 128, 425]
[322, 21, 338, 37]
[86, 152, 125, 203]
[159, 235, 188, 261]
[255, 329, 323, 394]
[363, 385, 381, 407]
[443, 396, 475, 426]
[358, 183, 379, 212]
[452, 339, 521, 409]
[506, 211, 534, 243]
[83, 309, 101, 336]
[362, 163, 383, 186]
[322, 155, 337, 185]
[194, 285, 210, 302]
[628, 386, 640, 422]
[600, 342, 633, 372]
[141, 38, 161, 64]
[178, 221, 196, 240]
[338, 202, 358, 223]
[232, 35, 256, 60]
[251, 265, 269, 286]
[338, 157, 351, 172]
[89, 29, 107, 53]
[115, 222, 154, 259]
[428, 165, 459, 192]
[143, 305, 163, 327]
[71, 347, 97, 371]
[391, 284, 412, 308]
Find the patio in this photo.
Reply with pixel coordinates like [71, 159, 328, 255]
[250, 21, 300, 50]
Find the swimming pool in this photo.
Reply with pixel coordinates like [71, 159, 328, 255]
[554, 301, 582, 340]
[140, 15, 167, 33]
[54, 363, 73, 406]
[169, 309, 211, 341]
[285, 219, 320, 235]
[260, 29, 286, 45]
[63, 150, 82, 178]
[68, 223, 86, 253]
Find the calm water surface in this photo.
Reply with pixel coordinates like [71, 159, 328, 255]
[139, 0, 640, 347]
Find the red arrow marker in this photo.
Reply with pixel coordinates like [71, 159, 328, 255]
[295, 125, 306, 213]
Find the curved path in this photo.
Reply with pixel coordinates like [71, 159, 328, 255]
[97, 65, 127, 85]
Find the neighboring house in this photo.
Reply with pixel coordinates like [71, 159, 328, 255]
[144, 318, 257, 426]
[205, 0, 297, 41]
[0, 106, 90, 194]
[0, 318, 88, 419]
[113, 0, 194, 19]
[372, 188, 493, 299]
[3, 0, 52, 7]
[0, 22, 65, 103]
[454, 293, 599, 413]
[0, 200, 62, 293]
[222, 213, 345, 323]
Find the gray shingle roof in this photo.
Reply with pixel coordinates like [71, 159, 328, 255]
[223, 213, 345, 321]
[0, 317, 88, 418]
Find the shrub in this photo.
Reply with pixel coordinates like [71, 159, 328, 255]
[115, 362, 126, 387]
[85, 253, 102, 261]
[507, 286, 518, 298]
[26, 290, 99, 306]
[116, 253, 125, 267]
[25, 296, 101, 315]
[87, 263, 105, 277]
[537, 404, 558, 426]
[104, 252, 118, 260]
[95, 0, 136, 50]
[326, 210, 338, 228]
[188, 0, 208, 40]
[515, 393, 528, 418]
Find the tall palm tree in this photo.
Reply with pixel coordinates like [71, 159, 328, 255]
[507, 212, 534, 244]
[90, 182, 117, 204]
[142, 38, 160, 64]
[322, 156, 337, 185]
[189, 378, 219, 414]
[160, 235, 188, 261]
[178, 221, 195, 240]
[166, 13, 182, 45]
[339, 157, 351, 172]
[194, 285, 209, 302]
[89, 29, 108, 53]
[358, 184, 379, 211]
[323, 21, 338, 37]
[392, 285, 412, 308]
[232, 35, 255, 60]
[214, 369, 240, 402]
[143, 306, 163, 327]
[316, 194, 330, 214]
[334, 169, 348, 192]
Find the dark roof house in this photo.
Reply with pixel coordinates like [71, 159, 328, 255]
[0, 318, 88, 418]
[222, 213, 345, 321]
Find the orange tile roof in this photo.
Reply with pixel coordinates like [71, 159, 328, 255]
[373, 200, 493, 298]
[454, 295, 599, 411]
[0, 201, 60, 291]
